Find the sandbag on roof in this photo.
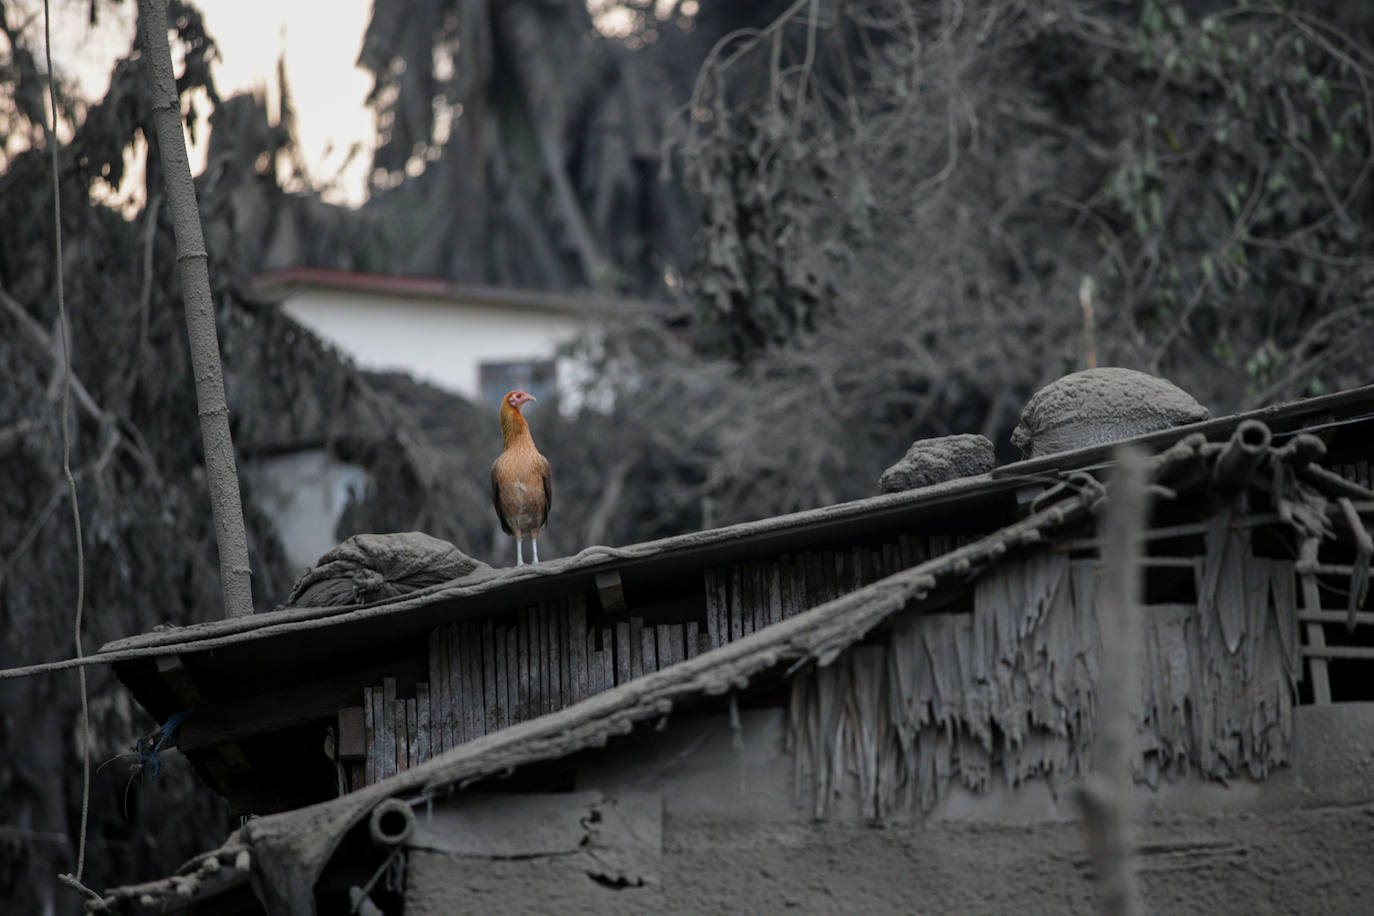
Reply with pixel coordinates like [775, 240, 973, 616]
[288, 531, 488, 608]
[1012, 367, 1209, 459]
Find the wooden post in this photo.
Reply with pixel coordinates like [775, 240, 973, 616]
[767, 562, 784, 627]
[587, 629, 602, 694]
[570, 596, 587, 703]
[640, 622, 658, 674]
[615, 622, 632, 685]
[428, 632, 446, 754]
[1075, 448, 1146, 916]
[530, 606, 544, 715]
[464, 620, 483, 737]
[1299, 537, 1333, 704]
[405, 699, 417, 769]
[154, 656, 250, 796]
[338, 707, 365, 762]
[505, 622, 519, 726]
[557, 598, 574, 708]
[705, 569, 728, 649]
[494, 624, 509, 730]
[415, 684, 430, 765]
[655, 625, 675, 668]
[381, 678, 397, 780]
[595, 571, 627, 615]
[396, 697, 410, 773]
[138, 0, 253, 617]
[730, 565, 745, 639]
[629, 618, 645, 679]
[453, 623, 467, 741]
[483, 619, 499, 733]
[363, 688, 375, 786]
[518, 609, 532, 723]
[602, 634, 616, 690]
[544, 603, 561, 712]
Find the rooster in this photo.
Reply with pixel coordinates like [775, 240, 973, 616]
[490, 390, 552, 566]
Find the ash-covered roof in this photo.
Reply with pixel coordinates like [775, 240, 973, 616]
[89, 432, 1108, 914]
[90, 415, 1374, 914]
[92, 382, 1374, 693]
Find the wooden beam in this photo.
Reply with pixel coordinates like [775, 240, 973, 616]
[529, 607, 543, 717]
[518, 609, 532, 724]
[629, 618, 644, 679]
[640, 623, 658, 674]
[505, 623, 519, 727]
[615, 622, 632, 685]
[1298, 610, 1374, 627]
[559, 600, 572, 708]
[569, 596, 587, 704]
[730, 564, 745, 639]
[175, 657, 419, 754]
[155, 655, 252, 788]
[337, 707, 365, 761]
[704, 568, 727, 649]
[405, 698, 418, 770]
[415, 684, 430, 766]
[595, 571, 627, 615]
[655, 624, 675, 668]
[364, 688, 375, 785]
[494, 624, 509, 730]
[381, 677, 397, 780]
[1299, 538, 1332, 704]
[1301, 645, 1374, 660]
[482, 618, 499, 734]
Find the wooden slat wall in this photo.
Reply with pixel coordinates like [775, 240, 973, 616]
[361, 534, 950, 786]
[1337, 461, 1371, 489]
[353, 501, 1374, 787]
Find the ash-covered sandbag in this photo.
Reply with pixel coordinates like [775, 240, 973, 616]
[880, 434, 995, 493]
[1011, 367, 1209, 459]
[287, 532, 488, 607]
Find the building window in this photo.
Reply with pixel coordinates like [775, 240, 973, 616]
[479, 359, 556, 409]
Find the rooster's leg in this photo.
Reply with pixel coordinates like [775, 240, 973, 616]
[515, 537, 525, 567]
[531, 537, 540, 564]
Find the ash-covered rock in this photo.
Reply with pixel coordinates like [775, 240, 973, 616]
[1011, 367, 1209, 459]
[880, 434, 995, 493]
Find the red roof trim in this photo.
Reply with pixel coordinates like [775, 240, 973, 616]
[252, 267, 667, 317]
[255, 267, 455, 297]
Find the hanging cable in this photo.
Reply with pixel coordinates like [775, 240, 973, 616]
[42, 0, 94, 890]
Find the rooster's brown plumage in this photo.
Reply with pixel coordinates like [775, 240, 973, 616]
[490, 390, 552, 565]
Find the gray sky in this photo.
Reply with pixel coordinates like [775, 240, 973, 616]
[24, 0, 644, 207]
[23, 0, 375, 205]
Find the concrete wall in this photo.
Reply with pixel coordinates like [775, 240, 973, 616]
[399, 704, 1374, 915]
[278, 287, 586, 402]
[405, 806, 1374, 915]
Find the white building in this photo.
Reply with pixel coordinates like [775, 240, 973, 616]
[252, 266, 604, 406]
[247, 267, 634, 573]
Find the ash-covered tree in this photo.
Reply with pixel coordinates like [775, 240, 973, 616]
[0, 2, 502, 910]
[567, 0, 1374, 540]
[222, 0, 796, 295]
